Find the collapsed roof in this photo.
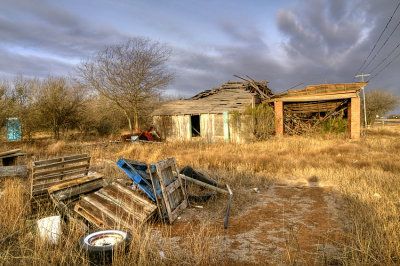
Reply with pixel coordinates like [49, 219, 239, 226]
[152, 81, 273, 116]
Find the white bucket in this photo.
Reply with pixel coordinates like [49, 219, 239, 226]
[37, 216, 61, 244]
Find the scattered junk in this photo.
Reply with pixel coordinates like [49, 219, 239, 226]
[120, 126, 161, 143]
[25, 153, 232, 263]
[36, 215, 61, 244]
[0, 148, 28, 178]
[6, 117, 21, 141]
[79, 230, 132, 264]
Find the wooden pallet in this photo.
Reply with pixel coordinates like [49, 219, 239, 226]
[31, 154, 91, 209]
[74, 181, 157, 229]
[47, 174, 106, 229]
[150, 157, 188, 223]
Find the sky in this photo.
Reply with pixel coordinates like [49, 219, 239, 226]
[1, 0, 400, 102]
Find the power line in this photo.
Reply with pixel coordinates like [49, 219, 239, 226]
[353, 1, 400, 81]
[368, 49, 400, 81]
[362, 14, 400, 73]
[369, 39, 400, 74]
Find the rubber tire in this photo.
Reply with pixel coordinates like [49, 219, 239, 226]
[79, 230, 132, 264]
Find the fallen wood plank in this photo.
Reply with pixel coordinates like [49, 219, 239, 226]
[33, 156, 90, 170]
[0, 149, 21, 158]
[177, 173, 229, 194]
[50, 177, 106, 202]
[0, 165, 28, 178]
[48, 174, 104, 194]
[33, 154, 89, 166]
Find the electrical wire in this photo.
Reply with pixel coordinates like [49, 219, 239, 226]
[353, 1, 400, 81]
[369, 40, 400, 74]
[368, 49, 400, 81]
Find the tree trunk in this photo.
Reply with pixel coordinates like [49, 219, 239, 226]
[122, 109, 133, 133]
[133, 104, 139, 132]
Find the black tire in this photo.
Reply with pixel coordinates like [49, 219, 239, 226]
[79, 230, 131, 264]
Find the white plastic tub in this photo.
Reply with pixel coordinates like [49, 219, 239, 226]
[37, 216, 61, 244]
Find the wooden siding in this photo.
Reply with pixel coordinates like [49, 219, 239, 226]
[153, 113, 245, 143]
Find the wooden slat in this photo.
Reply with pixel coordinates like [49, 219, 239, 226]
[50, 177, 106, 202]
[33, 164, 89, 178]
[0, 165, 28, 178]
[32, 176, 84, 195]
[151, 157, 188, 223]
[34, 169, 87, 184]
[0, 149, 21, 158]
[33, 157, 90, 170]
[48, 174, 103, 194]
[0, 153, 26, 159]
[74, 197, 119, 228]
[33, 154, 88, 166]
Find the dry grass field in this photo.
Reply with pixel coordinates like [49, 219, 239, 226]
[1, 125, 400, 265]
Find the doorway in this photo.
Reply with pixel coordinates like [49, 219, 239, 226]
[191, 115, 200, 137]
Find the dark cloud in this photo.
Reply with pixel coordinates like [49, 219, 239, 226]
[1, 0, 400, 115]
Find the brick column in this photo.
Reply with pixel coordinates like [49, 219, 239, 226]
[350, 97, 360, 140]
[274, 101, 284, 136]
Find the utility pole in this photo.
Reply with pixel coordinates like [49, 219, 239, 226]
[354, 72, 370, 128]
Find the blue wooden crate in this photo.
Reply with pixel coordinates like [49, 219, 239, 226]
[116, 158, 162, 201]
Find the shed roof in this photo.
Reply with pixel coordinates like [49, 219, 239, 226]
[153, 81, 272, 116]
[267, 82, 367, 102]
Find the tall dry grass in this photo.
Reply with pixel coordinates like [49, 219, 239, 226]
[0, 126, 399, 264]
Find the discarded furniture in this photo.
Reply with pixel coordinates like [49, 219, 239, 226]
[149, 158, 188, 223]
[30, 154, 91, 209]
[0, 149, 28, 178]
[74, 180, 157, 229]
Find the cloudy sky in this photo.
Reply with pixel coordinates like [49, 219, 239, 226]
[1, 0, 400, 99]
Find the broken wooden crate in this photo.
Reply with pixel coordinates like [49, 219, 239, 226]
[0, 149, 28, 178]
[74, 180, 157, 229]
[47, 174, 106, 229]
[149, 158, 188, 223]
[30, 154, 91, 209]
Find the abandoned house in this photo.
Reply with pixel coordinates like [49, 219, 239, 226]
[267, 82, 367, 139]
[153, 79, 365, 142]
[152, 80, 273, 143]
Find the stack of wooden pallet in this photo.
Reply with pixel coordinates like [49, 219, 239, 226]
[0, 149, 27, 178]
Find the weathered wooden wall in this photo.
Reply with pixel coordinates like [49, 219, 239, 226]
[153, 113, 245, 143]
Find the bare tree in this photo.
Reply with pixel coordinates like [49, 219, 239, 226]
[36, 76, 84, 139]
[11, 75, 41, 140]
[77, 38, 174, 132]
[364, 88, 400, 125]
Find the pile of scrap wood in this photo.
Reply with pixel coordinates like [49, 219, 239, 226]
[283, 100, 349, 135]
[30, 154, 231, 231]
[0, 149, 27, 178]
[189, 75, 273, 100]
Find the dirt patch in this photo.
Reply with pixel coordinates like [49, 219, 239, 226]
[158, 180, 346, 264]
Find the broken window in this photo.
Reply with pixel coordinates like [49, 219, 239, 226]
[191, 115, 200, 137]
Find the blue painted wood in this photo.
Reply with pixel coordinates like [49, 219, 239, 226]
[116, 158, 161, 201]
[223, 111, 230, 142]
[6, 118, 21, 141]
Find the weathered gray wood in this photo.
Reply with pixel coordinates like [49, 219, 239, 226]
[151, 157, 188, 223]
[50, 177, 106, 202]
[33, 156, 90, 170]
[177, 173, 229, 194]
[33, 154, 88, 166]
[33, 164, 89, 178]
[74, 182, 157, 229]
[0, 165, 28, 177]
[0, 149, 21, 158]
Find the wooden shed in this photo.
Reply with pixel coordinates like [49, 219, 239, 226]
[266, 82, 368, 139]
[152, 81, 272, 143]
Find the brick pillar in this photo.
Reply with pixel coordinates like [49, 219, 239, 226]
[274, 101, 284, 136]
[350, 97, 360, 140]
